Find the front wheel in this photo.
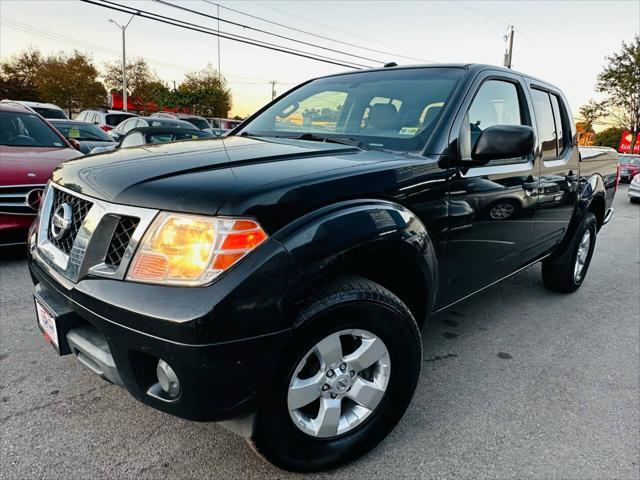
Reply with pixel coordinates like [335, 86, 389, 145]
[542, 212, 597, 293]
[250, 276, 422, 472]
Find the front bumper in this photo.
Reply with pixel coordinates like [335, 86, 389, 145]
[29, 237, 311, 422]
[629, 184, 640, 198]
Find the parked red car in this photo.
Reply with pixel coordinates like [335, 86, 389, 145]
[618, 154, 640, 183]
[0, 103, 83, 246]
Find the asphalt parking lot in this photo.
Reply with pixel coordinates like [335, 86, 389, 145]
[1, 186, 638, 480]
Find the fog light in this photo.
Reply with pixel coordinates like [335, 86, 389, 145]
[156, 360, 180, 399]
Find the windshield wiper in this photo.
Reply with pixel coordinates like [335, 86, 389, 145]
[289, 132, 368, 150]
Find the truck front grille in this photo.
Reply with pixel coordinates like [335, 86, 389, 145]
[105, 216, 140, 267]
[35, 184, 158, 283]
[47, 188, 93, 254]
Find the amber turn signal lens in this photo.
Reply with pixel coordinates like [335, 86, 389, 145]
[129, 252, 169, 281]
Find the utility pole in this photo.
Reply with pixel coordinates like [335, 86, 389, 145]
[109, 15, 135, 112]
[270, 80, 278, 100]
[503, 25, 515, 69]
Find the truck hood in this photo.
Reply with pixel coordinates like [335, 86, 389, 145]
[51, 136, 386, 215]
[1, 146, 82, 186]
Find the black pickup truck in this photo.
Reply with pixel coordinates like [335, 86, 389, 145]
[27, 64, 618, 472]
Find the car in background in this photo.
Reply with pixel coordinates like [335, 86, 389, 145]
[107, 116, 197, 142]
[1, 100, 67, 119]
[0, 103, 82, 246]
[75, 108, 138, 133]
[149, 112, 213, 133]
[208, 117, 243, 130]
[89, 127, 212, 154]
[618, 154, 640, 183]
[49, 119, 116, 154]
[629, 174, 640, 203]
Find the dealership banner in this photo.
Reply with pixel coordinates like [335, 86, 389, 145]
[618, 131, 640, 154]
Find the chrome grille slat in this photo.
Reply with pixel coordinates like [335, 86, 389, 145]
[0, 184, 45, 214]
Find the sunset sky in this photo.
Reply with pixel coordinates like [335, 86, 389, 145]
[1, 0, 638, 123]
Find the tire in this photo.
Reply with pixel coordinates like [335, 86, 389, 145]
[486, 199, 519, 220]
[630, 197, 640, 204]
[249, 276, 422, 472]
[541, 212, 597, 293]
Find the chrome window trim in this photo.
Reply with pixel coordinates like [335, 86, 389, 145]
[35, 182, 159, 283]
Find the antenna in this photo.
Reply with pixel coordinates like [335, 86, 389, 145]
[503, 25, 515, 69]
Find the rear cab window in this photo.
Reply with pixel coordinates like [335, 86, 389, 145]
[106, 114, 136, 126]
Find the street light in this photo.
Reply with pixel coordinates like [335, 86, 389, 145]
[109, 15, 134, 112]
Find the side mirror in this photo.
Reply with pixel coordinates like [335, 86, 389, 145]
[470, 125, 535, 165]
[69, 138, 82, 151]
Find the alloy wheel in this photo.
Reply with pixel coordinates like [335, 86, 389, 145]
[489, 203, 515, 220]
[287, 329, 391, 438]
[574, 229, 592, 282]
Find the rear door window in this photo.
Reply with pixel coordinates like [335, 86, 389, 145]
[106, 114, 135, 126]
[549, 93, 567, 155]
[531, 89, 557, 160]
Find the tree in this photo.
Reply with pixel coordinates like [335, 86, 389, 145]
[593, 126, 624, 149]
[103, 57, 157, 95]
[0, 49, 43, 100]
[36, 51, 106, 116]
[103, 58, 171, 112]
[578, 100, 605, 133]
[176, 65, 232, 117]
[597, 35, 640, 152]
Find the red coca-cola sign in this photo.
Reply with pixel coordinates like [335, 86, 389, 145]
[618, 131, 640, 154]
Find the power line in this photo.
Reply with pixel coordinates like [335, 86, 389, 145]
[202, 0, 433, 64]
[153, 0, 387, 65]
[247, 0, 433, 62]
[0, 17, 295, 87]
[448, 0, 536, 44]
[80, 0, 371, 69]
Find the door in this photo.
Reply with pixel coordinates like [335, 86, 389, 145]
[527, 86, 580, 254]
[444, 75, 539, 305]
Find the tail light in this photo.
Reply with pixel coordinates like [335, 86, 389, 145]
[100, 124, 113, 132]
[615, 163, 620, 191]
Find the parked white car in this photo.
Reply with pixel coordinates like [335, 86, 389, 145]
[0, 100, 67, 119]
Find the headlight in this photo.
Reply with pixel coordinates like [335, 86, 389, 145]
[127, 212, 267, 286]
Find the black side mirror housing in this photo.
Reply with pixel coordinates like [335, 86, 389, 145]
[470, 124, 535, 165]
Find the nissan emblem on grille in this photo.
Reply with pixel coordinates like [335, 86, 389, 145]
[50, 203, 73, 240]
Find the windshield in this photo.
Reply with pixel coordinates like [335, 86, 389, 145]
[106, 113, 136, 126]
[185, 118, 211, 130]
[620, 155, 640, 166]
[237, 67, 464, 151]
[52, 122, 113, 142]
[0, 111, 66, 147]
[33, 107, 67, 119]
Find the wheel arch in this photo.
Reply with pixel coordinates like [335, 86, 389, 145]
[273, 199, 438, 328]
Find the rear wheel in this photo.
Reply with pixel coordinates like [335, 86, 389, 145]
[542, 212, 597, 293]
[250, 276, 422, 472]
